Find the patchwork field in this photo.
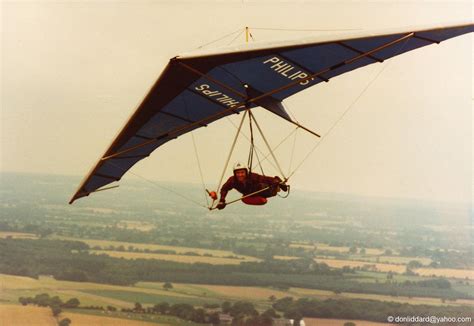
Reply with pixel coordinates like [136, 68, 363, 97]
[62, 311, 167, 326]
[314, 258, 406, 273]
[117, 220, 155, 231]
[80, 289, 215, 306]
[0, 304, 57, 326]
[57, 236, 257, 260]
[316, 258, 473, 279]
[288, 287, 474, 307]
[274, 255, 299, 260]
[414, 268, 474, 279]
[184, 284, 291, 301]
[90, 250, 259, 264]
[358, 255, 432, 265]
[0, 231, 37, 239]
[137, 281, 474, 308]
[72, 206, 118, 214]
[0, 304, 167, 326]
[290, 243, 385, 255]
[1, 272, 473, 319]
[0, 274, 199, 308]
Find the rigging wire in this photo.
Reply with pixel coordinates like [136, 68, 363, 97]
[250, 126, 299, 172]
[287, 127, 298, 176]
[287, 39, 411, 180]
[225, 112, 298, 177]
[182, 97, 209, 206]
[246, 110, 265, 175]
[282, 101, 300, 124]
[195, 26, 360, 51]
[249, 27, 361, 32]
[253, 144, 265, 175]
[224, 115, 281, 173]
[227, 28, 246, 45]
[215, 110, 249, 195]
[196, 27, 243, 49]
[190, 130, 209, 207]
[247, 109, 255, 173]
[250, 111, 287, 179]
[108, 161, 207, 208]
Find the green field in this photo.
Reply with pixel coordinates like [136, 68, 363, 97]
[90, 249, 258, 264]
[350, 255, 432, 265]
[2, 273, 472, 314]
[81, 289, 218, 306]
[57, 236, 258, 261]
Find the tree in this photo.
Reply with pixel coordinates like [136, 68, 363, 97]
[342, 266, 354, 273]
[192, 308, 206, 323]
[407, 260, 423, 269]
[134, 302, 143, 312]
[222, 301, 232, 313]
[154, 302, 170, 314]
[51, 305, 62, 317]
[163, 282, 173, 290]
[58, 318, 71, 326]
[284, 309, 302, 326]
[229, 301, 258, 317]
[107, 306, 117, 312]
[261, 308, 279, 318]
[272, 297, 294, 312]
[169, 303, 195, 320]
[404, 267, 416, 276]
[209, 312, 220, 325]
[62, 298, 80, 308]
[18, 297, 28, 306]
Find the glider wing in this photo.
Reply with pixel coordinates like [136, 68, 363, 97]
[70, 22, 473, 203]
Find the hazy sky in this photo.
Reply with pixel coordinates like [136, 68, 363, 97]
[2, 0, 473, 203]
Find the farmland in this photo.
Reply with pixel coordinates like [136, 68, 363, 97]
[62, 311, 167, 326]
[90, 250, 259, 265]
[1, 173, 473, 325]
[314, 258, 405, 273]
[57, 236, 257, 260]
[414, 268, 474, 279]
[0, 304, 57, 326]
[0, 274, 199, 308]
[290, 243, 385, 255]
[0, 231, 37, 239]
[2, 273, 473, 311]
[0, 304, 171, 326]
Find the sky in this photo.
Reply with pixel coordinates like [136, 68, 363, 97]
[1, 0, 473, 204]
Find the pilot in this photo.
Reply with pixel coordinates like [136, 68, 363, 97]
[216, 162, 288, 210]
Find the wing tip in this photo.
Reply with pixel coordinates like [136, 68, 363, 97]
[68, 190, 88, 205]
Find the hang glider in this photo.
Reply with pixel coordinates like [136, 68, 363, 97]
[69, 22, 473, 204]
